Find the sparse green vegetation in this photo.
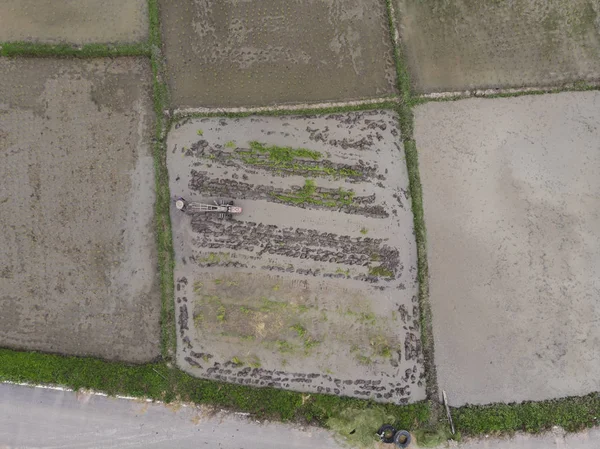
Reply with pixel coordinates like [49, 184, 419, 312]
[360, 227, 368, 235]
[225, 140, 236, 149]
[335, 267, 350, 276]
[274, 179, 355, 208]
[370, 335, 392, 358]
[239, 306, 251, 315]
[275, 340, 295, 354]
[259, 298, 288, 312]
[230, 142, 361, 179]
[290, 324, 307, 339]
[356, 355, 373, 366]
[303, 338, 320, 351]
[197, 129, 204, 136]
[193, 313, 204, 327]
[368, 266, 394, 278]
[216, 306, 227, 322]
[344, 309, 377, 325]
[198, 252, 230, 264]
[231, 356, 243, 366]
[249, 141, 321, 162]
[248, 355, 262, 368]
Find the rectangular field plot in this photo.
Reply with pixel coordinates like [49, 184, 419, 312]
[0, 0, 148, 44]
[416, 92, 600, 405]
[159, 0, 397, 108]
[0, 58, 160, 363]
[167, 111, 426, 403]
[397, 0, 600, 92]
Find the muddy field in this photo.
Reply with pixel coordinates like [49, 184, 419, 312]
[159, 0, 397, 108]
[396, 0, 600, 92]
[167, 111, 426, 403]
[0, 0, 148, 44]
[0, 58, 161, 363]
[415, 92, 600, 405]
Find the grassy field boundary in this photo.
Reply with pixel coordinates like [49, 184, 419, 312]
[0, 41, 150, 58]
[147, 0, 176, 360]
[1, 348, 598, 439]
[0, 349, 431, 437]
[412, 80, 600, 105]
[169, 99, 400, 123]
[384, 0, 439, 420]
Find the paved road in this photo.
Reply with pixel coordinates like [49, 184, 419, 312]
[2, 383, 599, 449]
[0, 383, 343, 449]
[449, 428, 600, 449]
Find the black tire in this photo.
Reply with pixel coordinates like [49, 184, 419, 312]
[393, 430, 411, 448]
[377, 424, 397, 444]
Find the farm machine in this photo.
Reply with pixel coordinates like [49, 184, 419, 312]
[175, 197, 242, 219]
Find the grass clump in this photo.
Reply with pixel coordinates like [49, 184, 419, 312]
[193, 313, 204, 327]
[368, 266, 394, 277]
[248, 355, 262, 368]
[360, 227, 368, 235]
[356, 355, 373, 366]
[370, 335, 392, 358]
[249, 141, 321, 162]
[290, 324, 307, 338]
[259, 298, 288, 312]
[199, 252, 230, 264]
[216, 306, 227, 322]
[234, 142, 360, 179]
[275, 340, 296, 354]
[274, 179, 355, 208]
[303, 338, 321, 351]
[335, 267, 350, 276]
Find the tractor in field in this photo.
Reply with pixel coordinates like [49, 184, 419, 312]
[175, 197, 242, 219]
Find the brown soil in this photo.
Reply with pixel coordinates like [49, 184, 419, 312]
[0, 58, 160, 363]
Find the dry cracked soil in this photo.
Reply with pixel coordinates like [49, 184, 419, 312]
[0, 57, 161, 363]
[167, 110, 426, 404]
[159, 0, 397, 108]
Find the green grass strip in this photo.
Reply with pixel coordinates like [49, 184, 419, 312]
[384, 0, 438, 414]
[0, 348, 430, 430]
[249, 141, 321, 162]
[453, 394, 600, 435]
[0, 42, 149, 58]
[3, 348, 597, 443]
[146, 0, 176, 359]
[412, 80, 600, 105]
[171, 100, 399, 121]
